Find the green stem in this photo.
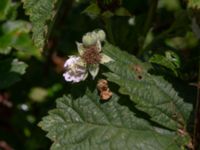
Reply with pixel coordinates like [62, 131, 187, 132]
[137, 0, 158, 56]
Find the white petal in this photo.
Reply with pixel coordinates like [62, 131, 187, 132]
[88, 64, 99, 79]
[72, 76, 83, 83]
[63, 72, 73, 81]
[100, 53, 113, 64]
[64, 55, 80, 67]
[63, 56, 88, 83]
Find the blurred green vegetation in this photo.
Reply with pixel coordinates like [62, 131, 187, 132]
[0, 0, 199, 149]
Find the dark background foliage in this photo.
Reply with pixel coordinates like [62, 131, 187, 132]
[0, 0, 199, 149]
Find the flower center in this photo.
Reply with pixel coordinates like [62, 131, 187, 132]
[81, 46, 102, 64]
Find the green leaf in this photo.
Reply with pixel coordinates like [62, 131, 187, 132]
[2, 20, 31, 33]
[39, 90, 182, 150]
[0, 0, 17, 20]
[188, 0, 200, 9]
[0, 21, 37, 56]
[158, 0, 181, 11]
[22, 0, 61, 49]
[103, 42, 192, 130]
[101, 10, 114, 18]
[11, 59, 27, 74]
[0, 59, 28, 89]
[114, 7, 131, 16]
[149, 51, 180, 76]
[0, 0, 10, 20]
[82, 3, 100, 19]
[0, 33, 12, 54]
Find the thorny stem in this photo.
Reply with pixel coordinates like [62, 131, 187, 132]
[193, 51, 200, 150]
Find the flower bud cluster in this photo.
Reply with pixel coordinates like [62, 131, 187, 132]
[63, 30, 112, 83]
[82, 30, 106, 46]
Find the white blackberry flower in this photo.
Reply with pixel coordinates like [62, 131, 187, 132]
[63, 56, 88, 83]
[63, 29, 113, 83]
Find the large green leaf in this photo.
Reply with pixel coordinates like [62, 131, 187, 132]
[0, 59, 28, 89]
[103, 42, 192, 130]
[39, 90, 182, 150]
[22, 0, 61, 49]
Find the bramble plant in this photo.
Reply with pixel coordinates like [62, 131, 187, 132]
[0, 0, 200, 150]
